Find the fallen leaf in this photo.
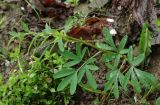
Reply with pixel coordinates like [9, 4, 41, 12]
[68, 17, 109, 40]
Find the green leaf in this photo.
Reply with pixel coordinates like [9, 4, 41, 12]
[53, 68, 75, 79]
[106, 70, 117, 80]
[118, 72, 125, 88]
[104, 76, 114, 91]
[85, 58, 97, 64]
[64, 16, 74, 32]
[86, 70, 97, 89]
[135, 68, 157, 86]
[132, 54, 145, 66]
[81, 47, 87, 59]
[85, 65, 99, 71]
[156, 97, 160, 105]
[79, 83, 103, 94]
[63, 60, 80, 67]
[57, 75, 73, 91]
[21, 21, 30, 32]
[62, 51, 79, 60]
[106, 63, 116, 70]
[58, 38, 64, 52]
[50, 88, 56, 92]
[102, 53, 117, 62]
[78, 67, 86, 83]
[75, 43, 87, 60]
[96, 43, 116, 51]
[118, 35, 128, 51]
[70, 72, 78, 95]
[76, 43, 81, 57]
[138, 23, 152, 57]
[102, 27, 116, 49]
[113, 79, 119, 98]
[44, 24, 52, 34]
[122, 67, 132, 90]
[131, 71, 141, 93]
[114, 54, 120, 67]
[9, 31, 18, 37]
[127, 46, 133, 64]
[119, 49, 129, 54]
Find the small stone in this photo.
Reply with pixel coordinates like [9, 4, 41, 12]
[106, 18, 114, 23]
[118, 6, 122, 10]
[21, 7, 25, 11]
[110, 29, 117, 35]
[5, 60, 10, 67]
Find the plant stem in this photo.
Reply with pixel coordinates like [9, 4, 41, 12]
[77, 51, 102, 71]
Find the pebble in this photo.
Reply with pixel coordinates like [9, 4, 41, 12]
[110, 29, 117, 35]
[106, 18, 114, 23]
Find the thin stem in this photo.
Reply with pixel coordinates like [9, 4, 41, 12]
[140, 86, 153, 103]
[18, 57, 23, 72]
[77, 51, 102, 71]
